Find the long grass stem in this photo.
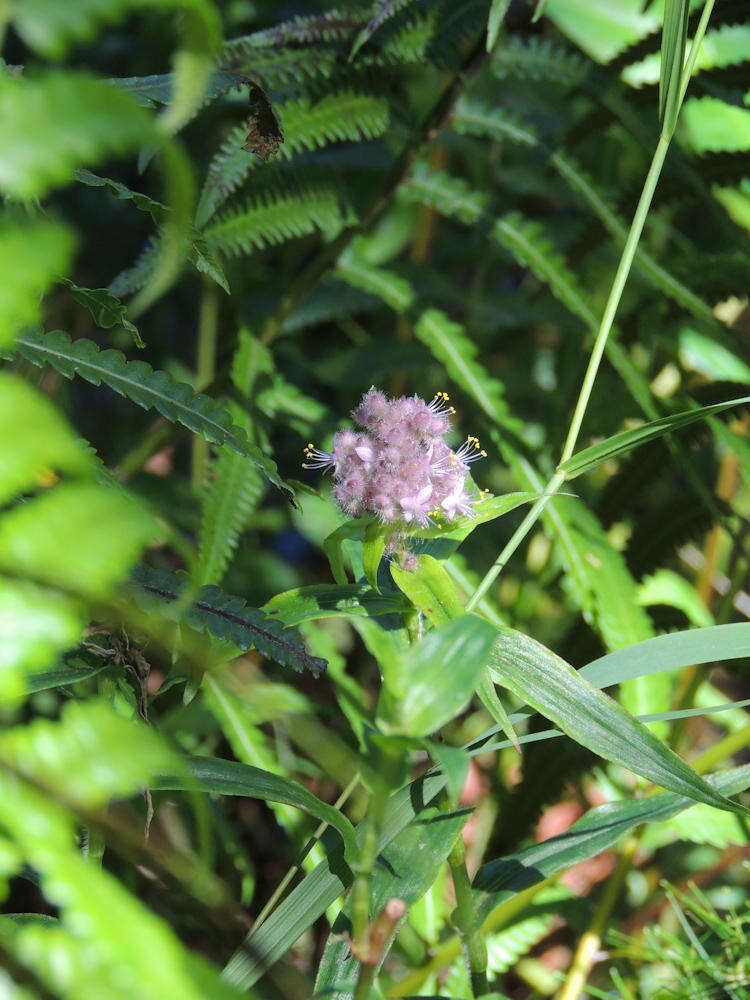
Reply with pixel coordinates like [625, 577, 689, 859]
[467, 2, 716, 611]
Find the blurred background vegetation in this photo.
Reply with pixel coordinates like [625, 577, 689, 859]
[0, 0, 749, 998]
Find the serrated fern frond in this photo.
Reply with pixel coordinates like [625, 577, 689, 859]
[453, 97, 539, 147]
[493, 212, 598, 330]
[491, 35, 588, 85]
[282, 278, 380, 334]
[196, 329, 269, 587]
[223, 9, 366, 54]
[108, 241, 161, 298]
[414, 308, 519, 432]
[220, 43, 340, 85]
[197, 444, 265, 586]
[197, 90, 389, 225]
[452, 103, 723, 328]
[350, 0, 413, 59]
[133, 564, 326, 676]
[203, 186, 350, 258]
[336, 254, 416, 313]
[401, 167, 488, 224]
[376, 10, 438, 63]
[486, 911, 558, 976]
[12, 329, 284, 489]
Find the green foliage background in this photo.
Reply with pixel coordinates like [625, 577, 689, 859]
[0, 1, 749, 998]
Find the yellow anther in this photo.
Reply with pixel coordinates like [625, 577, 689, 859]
[308, 442, 314, 448]
[480, 450, 487, 457]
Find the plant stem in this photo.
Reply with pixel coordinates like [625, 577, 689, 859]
[448, 836, 488, 997]
[555, 837, 639, 1000]
[467, 3, 716, 611]
[252, 773, 360, 932]
[387, 876, 557, 996]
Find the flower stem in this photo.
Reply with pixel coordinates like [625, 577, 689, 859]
[448, 836, 488, 997]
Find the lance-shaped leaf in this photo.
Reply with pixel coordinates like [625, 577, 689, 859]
[490, 628, 747, 815]
[315, 807, 467, 991]
[660, 0, 690, 137]
[61, 278, 142, 347]
[560, 396, 750, 479]
[153, 756, 358, 865]
[474, 764, 750, 921]
[378, 615, 497, 737]
[390, 554, 464, 627]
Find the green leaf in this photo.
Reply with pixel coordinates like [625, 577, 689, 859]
[476, 668, 520, 754]
[315, 807, 467, 991]
[74, 168, 166, 220]
[153, 756, 358, 865]
[222, 770, 449, 988]
[414, 309, 517, 432]
[490, 628, 747, 814]
[337, 254, 416, 313]
[637, 570, 715, 629]
[0, 483, 157, 599]
[390, 554, 464, 627]
[487, 0, 511, 51]
[0, 373, 93, 506]
[401, 169, 488, 226]
[0, 217, 76, 349]
[659, 0, 690, 137]
[196, 447, 264, 585]
[0, 73, 154, 200]
[580, 623, 750, 692]
[262, 582, 408, 626]
[133, 565, 327, 676]
[197, 90, 389, 226]
[474, 763, 750, 920]
[561, 397, 750, 479]
[362, 521, 390, 593]
[203, 186, 349, 258]
[413, 492, 537, 544]
[12, 329, 287, 492]
[61, 279, 142, 347]
[679, 328, 750, 384]
[426, 743, 470, 805]
[0, 776, 246, 1000]
[378, 615, 498, 737]
[682, 96, 750, 154]
[0, 700, 179, 809]
[492, 212, 597, 331]
[323, 519, 370, 585]
[9, 0, 220, 61]
[0, 579, 84, 703]
[24, 657, 108, 697]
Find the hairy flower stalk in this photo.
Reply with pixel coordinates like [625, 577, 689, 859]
[303, 388, 486, 554]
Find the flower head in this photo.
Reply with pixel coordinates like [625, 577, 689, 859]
[304, 387, 485, 531]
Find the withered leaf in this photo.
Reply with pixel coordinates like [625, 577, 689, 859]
[242, 83, 284, 161]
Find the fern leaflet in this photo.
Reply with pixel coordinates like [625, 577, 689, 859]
[12, 329, 285, 490]
[203, 186, 350, 258]
[196, 330, 270, 586]
[133, 565, 327, 676]
[414, 309, 519, 433]
[197, 91, 389, 225]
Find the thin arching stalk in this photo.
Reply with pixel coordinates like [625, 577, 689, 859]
[466, 2, 715, 613]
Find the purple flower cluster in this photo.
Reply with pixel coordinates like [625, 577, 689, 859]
[303, 387, 486, 530]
